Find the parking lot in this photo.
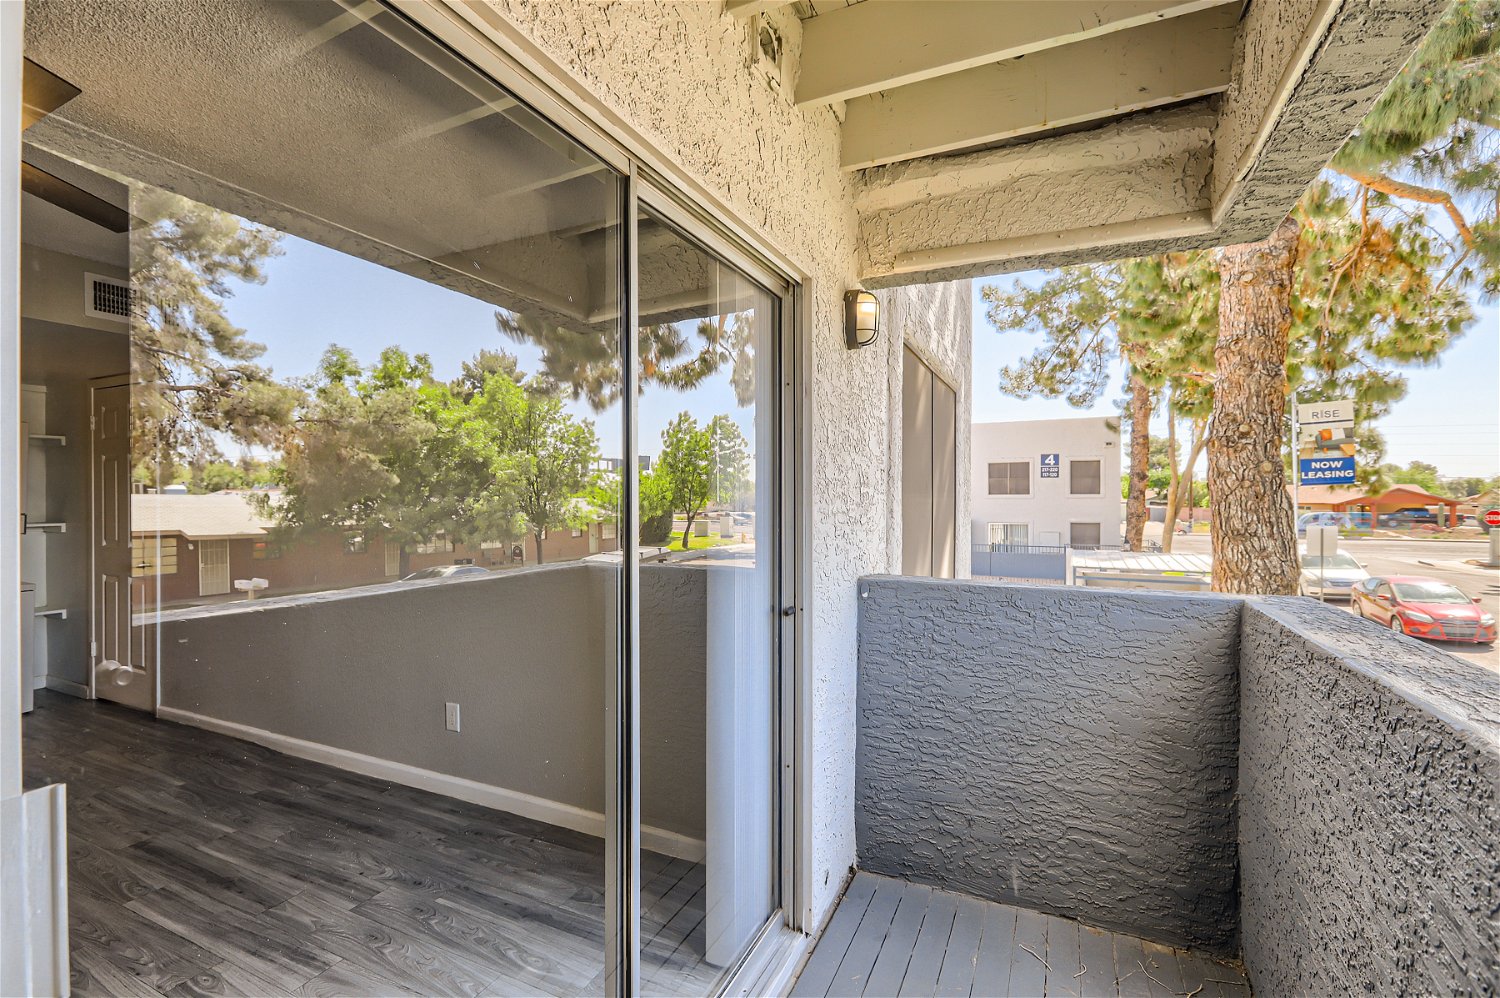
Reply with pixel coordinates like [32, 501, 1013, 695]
[1172, 534, 1499, 672]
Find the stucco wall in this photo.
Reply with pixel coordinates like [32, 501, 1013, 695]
[481, 0, 974, 921]
[1238, 598, 1500, 996]
[855, 576, 1243, 953]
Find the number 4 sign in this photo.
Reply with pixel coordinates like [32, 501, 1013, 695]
[1040, 453, 1060, 478]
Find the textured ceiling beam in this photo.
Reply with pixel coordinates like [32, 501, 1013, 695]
[724, 0, 795, 18]
[854, 103, 1216, 215]
[839, 3, 1238, 170]
[797, 0, 1239, 106]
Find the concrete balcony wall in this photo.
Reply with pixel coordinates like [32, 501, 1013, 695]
[855, 576, 1243, 953]
[855, 576, 1500, 992]
[1238, 598, 1500, 995]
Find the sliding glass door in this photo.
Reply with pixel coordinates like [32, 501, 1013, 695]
[632, 203, 782, 992]
[18, 1, 787, 994]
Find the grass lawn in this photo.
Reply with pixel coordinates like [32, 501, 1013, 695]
[664, 532, 743, 552]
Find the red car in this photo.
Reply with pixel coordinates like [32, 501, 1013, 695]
[1351, 576, 1496, 644]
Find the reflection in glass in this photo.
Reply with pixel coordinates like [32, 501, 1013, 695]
[22, 1, 628, 994]
[633, 208, 779, 993]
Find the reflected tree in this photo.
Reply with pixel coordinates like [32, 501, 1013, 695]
[127, 188, 300, 476]
[657, 412, 714, 550]
[707, 414, 750, 509]
[269, 345, 602, 566]
[495, 309, 757, 409]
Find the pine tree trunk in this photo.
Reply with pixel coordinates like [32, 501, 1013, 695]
[1209, 216, 1301, 594]
[1162, 424, 1207, 555]
[1163, 409, 1180, 554]
[1124, 372, 1152, 552]
[534, 529, 545, 565]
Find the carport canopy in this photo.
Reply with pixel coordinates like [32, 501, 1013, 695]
[1332, 486, 1463, 528]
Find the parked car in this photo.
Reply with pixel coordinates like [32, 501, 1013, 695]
[1297, 548, 1369, 599]
[399, 564, 490, 582]
[1296, 511, 1353, 537]
[1379, 507, 1440, 527]
[1351, 576, 1496, 644]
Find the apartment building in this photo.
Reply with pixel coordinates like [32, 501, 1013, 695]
[972, 416, 1123, 549]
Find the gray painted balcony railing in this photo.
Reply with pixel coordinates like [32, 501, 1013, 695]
[854, 576, 1499, 996]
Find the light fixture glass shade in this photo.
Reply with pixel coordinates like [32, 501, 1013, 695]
[844, 289, 880, 349]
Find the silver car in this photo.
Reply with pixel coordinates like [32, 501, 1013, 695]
[1298, 549, 1370, 599]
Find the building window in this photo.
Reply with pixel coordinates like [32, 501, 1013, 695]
[1070, 522, 1103, 548]
[130, 536, 178, 577]
[987, 523, 1029, 546]
[343, 531, 367, 555]
[571, 527, 583, 537]
[1070, 459, 1102, 495]
[251, 540, 282, 560]
[412, 535, 454, 555]
[602, 521, 617, 540]
[987, 461, 1029, 495]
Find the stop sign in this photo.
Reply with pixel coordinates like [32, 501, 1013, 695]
[1485, 509, 1500, 527]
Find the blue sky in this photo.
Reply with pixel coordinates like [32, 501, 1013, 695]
[971, 274, 1499, 479]
[223, 225, 1494, 480]
[220, 235, 753, 461]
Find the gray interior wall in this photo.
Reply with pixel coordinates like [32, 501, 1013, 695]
[855, 576, 1242, 953]
[21, 318, 130, 687]
[1237, 598, 1500, 996]
[159, 561, 708, 839]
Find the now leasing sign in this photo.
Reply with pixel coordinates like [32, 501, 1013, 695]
[1296, 398, 1357, 485]
[1300, 456, 1356, 484]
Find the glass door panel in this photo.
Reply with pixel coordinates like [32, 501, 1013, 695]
[22, 2, 623, 994]
[632, 205, 780, 993]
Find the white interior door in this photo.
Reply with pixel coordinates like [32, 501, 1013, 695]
[91, 379, 151, 710]
[198, 540, 230, 596]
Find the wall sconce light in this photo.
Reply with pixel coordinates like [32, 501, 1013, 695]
[844, 289, 879, 349]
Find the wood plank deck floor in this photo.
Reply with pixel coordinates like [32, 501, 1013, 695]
[791, 873, 1250, 998]
[22, 691, 720, 997]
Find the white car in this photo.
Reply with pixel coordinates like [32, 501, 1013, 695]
[1298, 549, 1370, 599]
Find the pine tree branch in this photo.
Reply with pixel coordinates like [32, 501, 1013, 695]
[1334, 167, 1476, 248]
[1319, 187, 1371, 345]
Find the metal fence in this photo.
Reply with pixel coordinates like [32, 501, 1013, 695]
[971, 543, 1128, 580]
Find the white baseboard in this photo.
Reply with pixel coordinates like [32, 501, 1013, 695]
[156, 706, 705, 863]
[43, 676, 89, 698]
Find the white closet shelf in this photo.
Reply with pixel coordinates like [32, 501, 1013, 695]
[23, 521, 67, 533]
[35, 608, 68, 620]
[28, 433, 67, 445]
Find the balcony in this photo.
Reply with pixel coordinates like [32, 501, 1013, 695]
[792, 577, 1499, 996]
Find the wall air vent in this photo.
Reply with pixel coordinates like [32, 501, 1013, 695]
[83, 272, 131, 322]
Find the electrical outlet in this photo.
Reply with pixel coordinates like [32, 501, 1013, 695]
[445, 702, 460, 732]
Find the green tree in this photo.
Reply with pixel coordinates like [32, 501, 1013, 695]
[657, 412, 714, 549]
[983, 256, 1215, 551]
[495, 311, 758, 411]
[128, 188, 300, 475]
[706, 415, 750, 508]
[1381, 460, 1444, 492]
[269, 345, 602, 566]
[1446, 474, 1500, 497]
[583, 465, 676, 546]
[508, 385, 600, 564]
[1208, 0, 1496, 592]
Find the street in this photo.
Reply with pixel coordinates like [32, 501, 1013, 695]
[1171, 534, 1500, 671]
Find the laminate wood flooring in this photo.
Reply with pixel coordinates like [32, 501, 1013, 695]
[23, 691, 723, 997]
